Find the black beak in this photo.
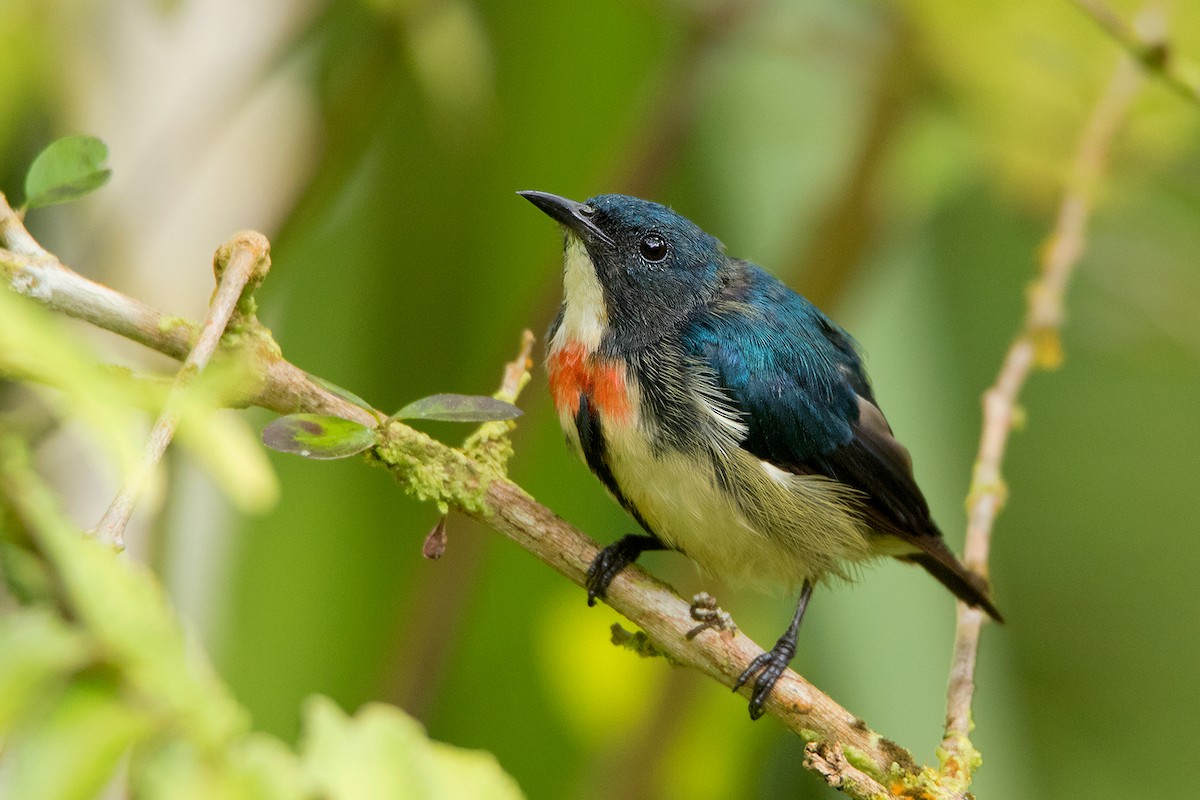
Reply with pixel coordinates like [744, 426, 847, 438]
[517, 190, 614, 247]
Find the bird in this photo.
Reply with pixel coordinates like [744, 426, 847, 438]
[518, 190, 1003, 719]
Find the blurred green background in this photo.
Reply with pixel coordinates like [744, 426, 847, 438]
[3, 0, 1199, 797]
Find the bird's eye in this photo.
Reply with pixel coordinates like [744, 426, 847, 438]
[639, 234, 668, 263]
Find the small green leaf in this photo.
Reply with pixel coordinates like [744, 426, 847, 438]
[261, 414, 378, 460]
[23, 135, 112, 210]
[306, 373, 376, 414]
[394, 393, 522, 423]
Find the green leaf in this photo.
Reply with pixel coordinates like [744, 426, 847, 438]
[0, 674, 150, 800]
[394, 393, 522, 423]
[300, 696, 524, 800]
[23, 135, 112, 210]
[0, 609, 91, 732]
[0, 290, 277, 512]
[130, 735, 315, 800]
[0, 540, 57, 605]
[261, 414, 378, 460]
[225, 734, 317, 800]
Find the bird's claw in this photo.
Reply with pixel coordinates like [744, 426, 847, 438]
[733, 640, 796, 720]
[585, 534, 657, 606]
[585, 542, 631, 606]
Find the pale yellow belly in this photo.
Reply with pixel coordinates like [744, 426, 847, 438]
[599, 416, 878, 591]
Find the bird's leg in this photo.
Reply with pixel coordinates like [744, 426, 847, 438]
[733, 579, 815, 720]
[585, 533, 665, 606]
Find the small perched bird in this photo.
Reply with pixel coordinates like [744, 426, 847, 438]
[519, 191, 1002, 719]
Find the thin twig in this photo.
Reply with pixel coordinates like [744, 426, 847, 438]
[91, 232, 271, 548]
[461, 329, 535, 474]
[939, 54, 1145, 782]
[1071, 0, 1200, 105]
[494, 329, 535, 405]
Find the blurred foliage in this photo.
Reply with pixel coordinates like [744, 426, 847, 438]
[1, 290, 520, 797]
[2, 0, 1200, 798]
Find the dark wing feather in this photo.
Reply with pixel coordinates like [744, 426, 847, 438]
[684, 266, 861, 466]
[819, 395, 931, 538]
[683, 265, 896, 505]
[684, 264, 1002, 620]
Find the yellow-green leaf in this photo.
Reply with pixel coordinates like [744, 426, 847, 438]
[0, 675, 149, 800]
[0, 436, 250, 749]
[299, 696, 524, 800]
[0, 608, 91, 731]
[394, 393, 521, 423]
[23, 134, 112, 210]
[130, 735, 316, 800]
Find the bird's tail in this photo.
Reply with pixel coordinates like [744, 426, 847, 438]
[900, 541, 1004, 623]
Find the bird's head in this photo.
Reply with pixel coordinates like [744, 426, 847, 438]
[520, 191, 726, 348]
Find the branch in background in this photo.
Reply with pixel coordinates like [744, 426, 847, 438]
[0, 194, 373, 430]
[92, 232, 271, 548]
[2, 198, 941, 799]
[1071, 0, 1200, 105]
[0, 205, 193, 362]
[607, 0, 761, 197]
[785, 7, 912, 311]
[939, 53, 1145, 783]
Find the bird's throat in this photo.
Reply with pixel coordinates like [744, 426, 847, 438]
[557, 235, 608, 352]
[550, 235, 632, 432]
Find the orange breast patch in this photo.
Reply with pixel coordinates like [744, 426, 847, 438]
[548, 343, 632, 424]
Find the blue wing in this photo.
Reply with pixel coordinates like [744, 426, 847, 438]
[683, 263, 935, 538]
[683, 264, 1003, 620]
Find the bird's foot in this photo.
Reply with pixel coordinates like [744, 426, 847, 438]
[687, 592, 736, 639]
[732, 636, 797, 720]
[585, 534, 661, 606]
